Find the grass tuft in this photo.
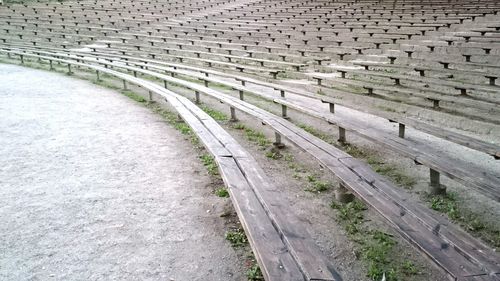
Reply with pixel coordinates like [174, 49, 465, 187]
[200, 154, 219, 176]
[215, 187, 230, 198]
[201, 105, 228, 121]
[225, 229, 248, 247]
[331, 199, 416, 280]
[304, 174, 331, 193]
[246, 264, 264, 280]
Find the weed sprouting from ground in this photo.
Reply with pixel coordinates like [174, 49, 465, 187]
[200, 154, 219, 176]
[215, 187, 229, 198]
[366, 156, 416, 189]
[331, 200, 418, 280]
[298, 123, 335, 145]
[304, 174, 331, 193]
[231, 123, 271, 149]
[331, 200, 366, 235]
[200, 105, 228, 121]
[426, 192, 499, 247]
[297, 123, 417, 189]
[265, 148, 283, 160]
[246, 264, 264, 280]
[121, 90, 148, 103]
[225, 229, 248, 247]
[429, 192, 460, 220]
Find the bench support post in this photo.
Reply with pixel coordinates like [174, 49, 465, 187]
[49, 60, 53, 70]
[133, 71, 137, 78]
[429, 168, 445, 195]
[230, 107, 237, 122]
[329, 103, 335, 114]
[148, 91, 153, 102]
[67, 64, 72, 75]
[239, 90, 244, 100]
[96, 70, 100, 81]
[338, 127, 346, 143]
[122, 80, 127, 90]
[281, 104, 289, 119]
[164, 80, 168, 89]
[398, 123, 405, 138]
[20, 54, 24, 64]
[195, 91, 200, 104]
[335, 182, 353, 203]
[273, 132, 285, 148]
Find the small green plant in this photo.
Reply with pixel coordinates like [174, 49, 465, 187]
[201, 105, 228, 121]
[283, 153, 294, 162]
[225, 229, 248, 247]
[244, 128, 270, 148]
[401, 260, 418, 275]
[200, 154, 219, 176]
[363, 231, 398, 281]
[232, 123, 246, 130]
[119, 90, 147, 103]
[246, 264, 264, 280]
[215, 187, 229, 198]
[331, 200, 406, 280]
[331, 200, 366, 235]
[265, 150, 282, 160]
[298, 123, 335, 144]
[304, 174, 331, 193]
[429, 193, 459, 220]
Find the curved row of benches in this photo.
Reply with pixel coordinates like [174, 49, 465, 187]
[3, 48, 499, 280]
[3, 43, 499, 203]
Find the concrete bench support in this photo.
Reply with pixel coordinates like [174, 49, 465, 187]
[335, 182, 353, 203]
[485, 76, 497, 86]
[273, 132, 285, 148]
[329, 103, 335, 114]
[195, 91, 200, 104]
[314, 77, 322, 86]
[338, 127, 346, 143]
[398, 123, 405, 138]
[281, 104, 288, 119]
[429, 168, 446, 195]
[123, 79, 127, 90]
[230, 107, 237, 122]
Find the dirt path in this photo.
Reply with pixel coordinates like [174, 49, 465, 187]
[0, 64, 244, 281]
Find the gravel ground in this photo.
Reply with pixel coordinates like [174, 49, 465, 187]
[0, 64, 244, 281]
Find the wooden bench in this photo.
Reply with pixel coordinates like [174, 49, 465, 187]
[99, 54, 500, 201]
[1, 49, 341, 281]
[32, 49, 500, 281]
[7, 42, 498, 161]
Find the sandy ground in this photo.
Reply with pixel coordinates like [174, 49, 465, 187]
[0, 64, 244, 281]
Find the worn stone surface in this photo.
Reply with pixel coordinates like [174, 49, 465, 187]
[0, 64, 243, 281]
